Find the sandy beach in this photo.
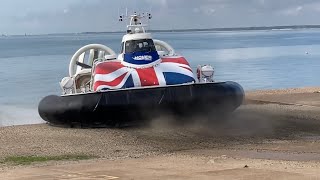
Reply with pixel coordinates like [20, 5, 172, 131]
[1, 87, 320, 179]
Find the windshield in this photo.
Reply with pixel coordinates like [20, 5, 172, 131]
[125, 39, 156, 53]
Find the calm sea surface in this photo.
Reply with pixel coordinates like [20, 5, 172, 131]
[1, 29, 320, 126]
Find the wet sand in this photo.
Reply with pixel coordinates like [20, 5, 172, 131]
[0, 87, 320, 179]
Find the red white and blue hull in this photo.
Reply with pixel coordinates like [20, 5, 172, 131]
[39, 55, 244, 127]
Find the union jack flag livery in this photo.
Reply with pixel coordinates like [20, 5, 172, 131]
[93, 57, 195, 91]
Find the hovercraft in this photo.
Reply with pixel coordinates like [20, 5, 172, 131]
[38, 13, 244, 127]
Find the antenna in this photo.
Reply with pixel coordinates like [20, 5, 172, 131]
[118, 10, 153, 33]
[148, 7, 152, 31]
[118, 10, 152, 23]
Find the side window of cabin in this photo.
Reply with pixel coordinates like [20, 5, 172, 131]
[120, 42, 124, 53]
[147, 39, 156, 51]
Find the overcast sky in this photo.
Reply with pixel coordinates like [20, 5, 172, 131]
[1, 0, 320, 35]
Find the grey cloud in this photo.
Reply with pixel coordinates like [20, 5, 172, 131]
[2, 0, 320, 34]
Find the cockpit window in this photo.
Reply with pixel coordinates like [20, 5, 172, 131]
[125, 39, 156, 53]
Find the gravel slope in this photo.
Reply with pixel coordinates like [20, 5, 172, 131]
[0, 88, 320, 178]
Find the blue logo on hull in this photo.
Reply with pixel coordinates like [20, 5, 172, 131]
[124, 51, 160, 65]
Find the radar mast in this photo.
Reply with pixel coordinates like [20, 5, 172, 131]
[119, 11, 152, 34]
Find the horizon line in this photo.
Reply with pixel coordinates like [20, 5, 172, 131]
[3, 24, 320, 36]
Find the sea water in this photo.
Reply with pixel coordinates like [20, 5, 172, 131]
[0, 29, 320, 126]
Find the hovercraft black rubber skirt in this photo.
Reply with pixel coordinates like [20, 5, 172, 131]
[39, 81, 244, 127]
